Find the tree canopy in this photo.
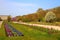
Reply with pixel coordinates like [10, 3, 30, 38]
[45, 11, 56, 22]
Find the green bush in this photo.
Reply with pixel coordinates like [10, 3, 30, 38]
[0, 17, 2, 21]
[7, 16, 11, 22]
[45, 11, 56, 22]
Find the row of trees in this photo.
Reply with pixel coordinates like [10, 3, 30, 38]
[0, 7, 59, 22]
[16, 11, 57, 23]
[15, 7, 60, 22]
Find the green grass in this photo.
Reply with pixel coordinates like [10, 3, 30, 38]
[8, 22, 60, 40]
[0, 22, 60, 40]
[29, 22, 60, 26]
[0, 21, 6, 40]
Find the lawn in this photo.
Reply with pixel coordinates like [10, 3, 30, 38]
[9, 22, 60, 40]
[0, 22, 60, 40]
[28, 22, 60, 26]
[0, 21, 6, 40]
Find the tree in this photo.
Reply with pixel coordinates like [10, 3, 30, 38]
[0, 17, 2, 21]
[45, 11, 56, 22]
[37, 8, 43, 12]
[7, 16, 11, 22]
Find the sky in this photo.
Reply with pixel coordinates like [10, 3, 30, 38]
[0, 0, 60, 17]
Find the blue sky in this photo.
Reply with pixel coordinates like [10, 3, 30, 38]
[0, 0, 60, 17]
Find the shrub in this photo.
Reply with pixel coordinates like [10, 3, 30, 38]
[7, 16, 11, 22]
[45, 11, 56, 22]
[0, 17, 2, 21]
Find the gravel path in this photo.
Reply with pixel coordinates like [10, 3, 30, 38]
[13, 22, 60, 31]
[0, 21, 3, 28]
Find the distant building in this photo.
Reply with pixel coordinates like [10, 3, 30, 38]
[0, 15, 10, 20]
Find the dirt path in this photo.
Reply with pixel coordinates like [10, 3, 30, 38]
[13, 22, 60, 31]
[0, 21, 3, 28]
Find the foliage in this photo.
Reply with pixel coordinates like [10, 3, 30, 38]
[57, 18, 60, 22]
[45, 11, 56, 22]
[15, 7, 60, 22]
[0, 17, 2, 21]
[7, 16, 11, 22]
